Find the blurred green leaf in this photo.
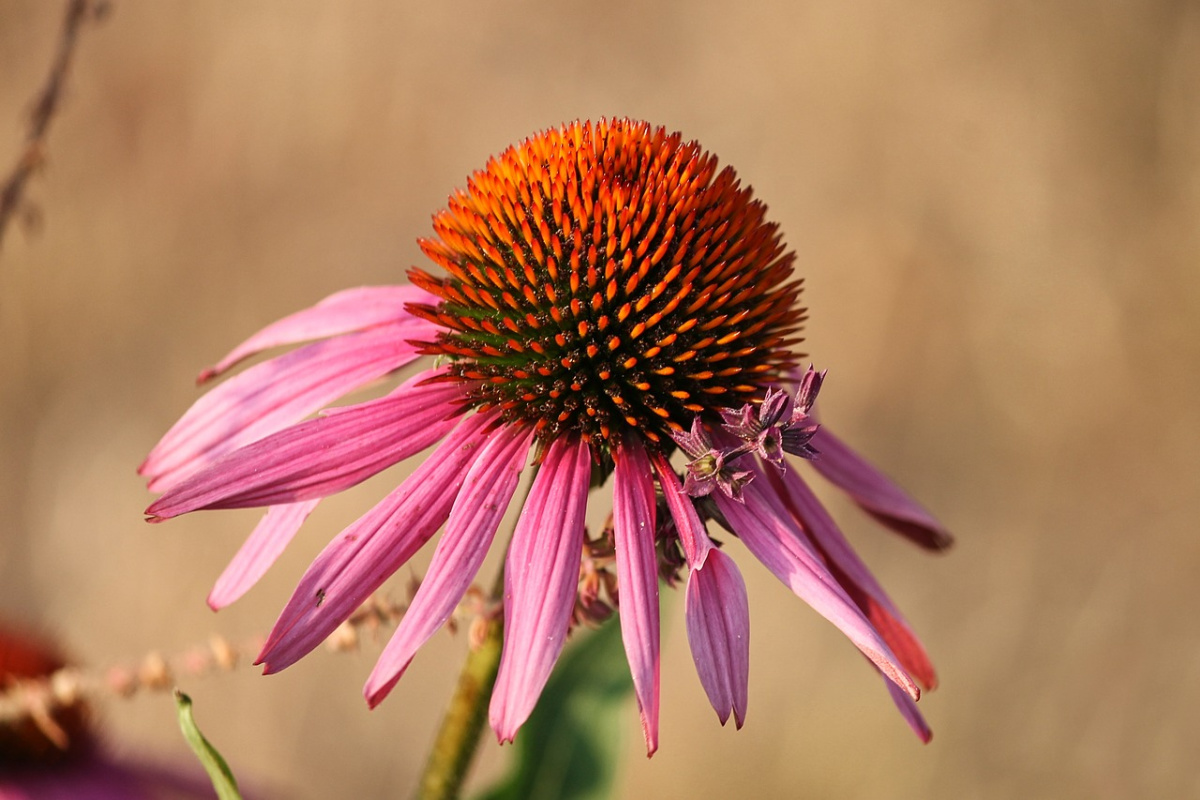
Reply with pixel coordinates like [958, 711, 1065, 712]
[473, 620, 634, 800]
[174, 689, 243, 800]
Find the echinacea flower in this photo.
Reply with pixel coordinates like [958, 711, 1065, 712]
[141, 118, 951, 754]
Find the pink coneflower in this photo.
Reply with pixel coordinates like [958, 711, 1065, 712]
[141, 119, 950, 754]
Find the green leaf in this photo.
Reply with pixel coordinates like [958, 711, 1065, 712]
[473, 619, 634, 800]
[173, 689, 243, 800]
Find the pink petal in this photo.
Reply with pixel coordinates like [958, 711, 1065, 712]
[207, 499, 320, 610]
[612, 436, 661, 756]
[767, 465, 938, 690]
[255, 412, 496, 673]
[714, 479, 920, 701]
[198, 285, 440, 383]
[649, 450, 712, 569]
[145, 369, 463, 518]
[364, 425, 533, 707]
[489, 437, 591, 744]
[141, 320, 437, 492]
[879, 664, 933, 743]
[651, 451, 751, 727]
[810, 427, 953, 551]
[685, 548, 750, 728]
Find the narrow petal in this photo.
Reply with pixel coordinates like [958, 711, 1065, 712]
[198, 285, 440, 383]
[767, 465, 937, 690]
[141, 320, 438, 492]
[489, 437, 591, 744]
[879, 665, 933, 743]
[612, 436, 660, 756]
[146, 369, 463, 518]
[255, 412, 496, 673]
[685, 548, 750, 728]
[207, 499, 320, 610]
[364, 425, 533, 706]
[714, 480, 920, 700]
[809, 428, 953, 550]
[652, 450, 751, 727]
[649, 450, 712, 569]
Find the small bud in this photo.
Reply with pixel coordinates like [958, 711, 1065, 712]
[209, 635, 237, 671]
[467, 616, 490, 651]
[105, 665, 136, 697]
[138, 652, 171, 690]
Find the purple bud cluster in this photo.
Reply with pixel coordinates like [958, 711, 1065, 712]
[670, 367, 826, 501]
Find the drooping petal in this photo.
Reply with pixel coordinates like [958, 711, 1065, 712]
[649, 451, 712, 568]
[611, 435, 661, 756]
[766, 465, 938, 690]
[809, 428, 953, 551]
[198, 285, 440, 383]
[879, 664, 933, 743]
[714, 479, 920, 701]
[255, 412, 495, 674]
[141, 320, 439, 492]
[685, 548, 750, 728]
[652, 450, 751, 728]
[489, 437, 591, 744]
[364, 425, 533, 707]
[146, 369, 463, 518]
[207, 499, 320, 610]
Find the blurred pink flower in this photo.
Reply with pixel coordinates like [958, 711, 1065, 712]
[0, 625, 217, 800]
[0, 750, 217, 800]
[142, 119, 950, 753]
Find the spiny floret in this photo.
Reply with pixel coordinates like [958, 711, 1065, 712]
[407, 118, 806, 452]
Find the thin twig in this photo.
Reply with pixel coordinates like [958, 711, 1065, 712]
[0, 0, 109, 250]
[0, 589, 438, 747]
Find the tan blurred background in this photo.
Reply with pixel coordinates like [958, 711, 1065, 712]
[2, 1, 1198, 798]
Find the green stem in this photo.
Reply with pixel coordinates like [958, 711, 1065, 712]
[415, 461, 540, 800]
[414, 567, 505, 800]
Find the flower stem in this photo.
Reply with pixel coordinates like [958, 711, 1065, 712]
[414, 568, 505, 800]
[416, 461, 539, 800]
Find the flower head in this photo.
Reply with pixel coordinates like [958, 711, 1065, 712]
[405, 119, 802, 452]
[141, 119, 951, 754]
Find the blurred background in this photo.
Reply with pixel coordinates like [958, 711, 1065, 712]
[2, 1, 1198, 798]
